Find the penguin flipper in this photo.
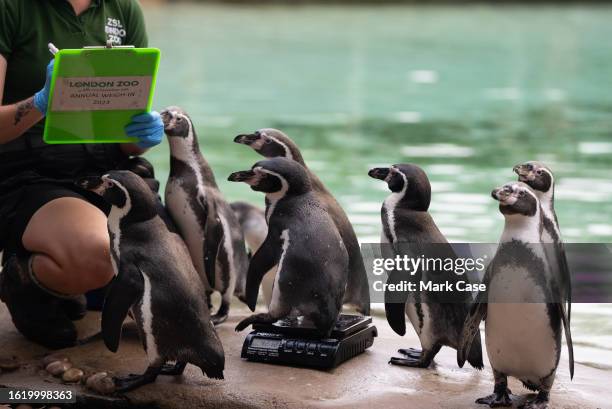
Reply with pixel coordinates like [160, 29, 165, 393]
[458, 297, 487, 368]
[101, 266, 145, 353]
[558, 302, 574, 379]
[244, 229, 282, 311]
[200, 195, 222, 289]
[384, 264, 410, 336]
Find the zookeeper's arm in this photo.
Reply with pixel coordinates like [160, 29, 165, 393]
[0, 55, 45, 144]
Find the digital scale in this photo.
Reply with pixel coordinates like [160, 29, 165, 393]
[241, 315, 377, 369]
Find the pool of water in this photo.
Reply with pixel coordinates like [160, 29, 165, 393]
[142, 3, 612, 367]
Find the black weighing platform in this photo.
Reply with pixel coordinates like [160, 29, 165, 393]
[241, 315, 377, 369]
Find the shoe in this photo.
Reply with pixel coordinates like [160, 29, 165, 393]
[0, 256, 77, 349]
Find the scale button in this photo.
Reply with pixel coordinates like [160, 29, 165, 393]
[296, 341, 306, 352]
[285, 340, 295, 350]
[307, 343, 317, 354]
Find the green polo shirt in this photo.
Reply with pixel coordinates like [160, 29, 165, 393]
[0, 0, 148, 138]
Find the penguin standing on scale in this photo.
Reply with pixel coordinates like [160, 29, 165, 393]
[514, 161, 571, 321]
[368, 164, 483, 369]
[234, 129, 370, 315]
[459, 181, 573, 409]
[80, 171, 224, 392]
[162, 106, 249, 324]
[228, 158, 348, 336]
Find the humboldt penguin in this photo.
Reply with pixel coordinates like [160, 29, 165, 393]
[162, 107, 249, 324]
[228, 158, 348, 337]
[514, 161, 571, 322]
[234, 129, 370, 315]
[459, 181, 574, 409]
[368, 164, 483, 369]
[80, 171, 224, 392]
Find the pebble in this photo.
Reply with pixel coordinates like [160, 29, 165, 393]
[46, 360, 72, 376]
[42, 354, 69, 367]
[62, 367, 84, 383]
[86, 372, 116, 395]
[0, 356, 20, 371]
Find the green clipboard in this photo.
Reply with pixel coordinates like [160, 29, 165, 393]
[43, 46, 160, 144]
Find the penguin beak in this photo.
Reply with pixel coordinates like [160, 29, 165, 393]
[368, 167, 390, 181]
[491, 186, 513, 203]
[234, 133, 260, 146]
[160, 109, 173, 128]
[76, 175, 103, 191]
[513, 164, 530, 181]
[228, 170, 256, 183]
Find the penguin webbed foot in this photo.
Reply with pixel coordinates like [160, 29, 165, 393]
[160, 361, 187, 376]
[475, 389, 513, 408]
[519, 391, 549, 409]
[398, 347, 423, 358]
[235, 313, 279, 332]
[114, 365, 161, 393]
[389, 346, 439, 368]
[211, 303, 230, 326]
[388, 355, 430, 368]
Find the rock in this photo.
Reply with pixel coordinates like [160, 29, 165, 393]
[86, 372, 116, 395]
[0, 356, 20, 371]
[62, 367, 84, 383]
[46, 360, 72, 376]
[42, 354, 69, 367]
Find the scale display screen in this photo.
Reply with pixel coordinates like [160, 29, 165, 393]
[251, 338, 282, 349]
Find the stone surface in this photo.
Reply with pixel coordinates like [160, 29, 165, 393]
[0, 302, 609, 409]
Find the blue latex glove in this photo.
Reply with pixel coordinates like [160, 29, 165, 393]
[125, 111, 164, 149]
[33, 59, 54, 115]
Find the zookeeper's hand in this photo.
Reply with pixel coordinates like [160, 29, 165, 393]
[33, 59, 54, 115]
[125, 111, 164, 149]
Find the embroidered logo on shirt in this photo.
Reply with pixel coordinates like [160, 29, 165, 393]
[105, 18, 126, 45]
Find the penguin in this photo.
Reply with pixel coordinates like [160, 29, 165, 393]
[228, 158, 348, 337]
[161, 106, 249, 325]
[459, 181, 574, 409]
[234, 129, 370, 315]
[229, 201, 274, 303]
[79, 171, 225, 392]
[513, 161, 571, 322]
[368, 164, 483, 369]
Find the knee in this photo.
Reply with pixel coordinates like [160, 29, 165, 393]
[65, 236, 114, 292]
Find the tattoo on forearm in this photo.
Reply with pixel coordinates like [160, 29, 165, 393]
[14, 98, 34, 126]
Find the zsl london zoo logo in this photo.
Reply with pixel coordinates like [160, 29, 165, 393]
[105, 17, 126, 45]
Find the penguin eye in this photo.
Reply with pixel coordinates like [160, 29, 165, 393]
[264, 137, 272, 144]
[519, 190, 525, 197]
[107, 181, 115, 188]
[536, 169, 543, 176]
[176, 117, 184, 123]
[527, 164, 533, 170]
[504, 185, 512, 193]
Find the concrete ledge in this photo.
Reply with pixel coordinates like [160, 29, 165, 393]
[0, 303, 608, 409]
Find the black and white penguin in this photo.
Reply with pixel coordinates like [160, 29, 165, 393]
[514, 161, 571, 322]
[228, 158, 349, 337]
[368, 164, 483, 369]
[234, 129, 370, 315]
[229, 201, 273, 302]
[459, 181, 574, 409]
[79, 171, 224, 392]
[162, 107, 249, 324]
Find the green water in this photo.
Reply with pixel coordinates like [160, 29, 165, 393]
[143, 4, 612, 365]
